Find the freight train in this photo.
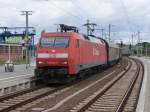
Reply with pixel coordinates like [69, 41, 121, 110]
[35, 24, 121, 84]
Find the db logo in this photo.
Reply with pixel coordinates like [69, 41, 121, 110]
[52, 50, 55, 53]
[93, 48, 99, 56]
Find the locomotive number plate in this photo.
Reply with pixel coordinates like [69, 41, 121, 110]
[49, 53, 56, 58]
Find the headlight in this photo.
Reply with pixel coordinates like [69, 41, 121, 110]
[38, 61, 44, 64]
[62, 61, 67, 65]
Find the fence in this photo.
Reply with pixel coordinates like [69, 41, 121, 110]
[0, 44, 23, 61]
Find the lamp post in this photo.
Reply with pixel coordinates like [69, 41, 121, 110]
[21, 11, 33, 69]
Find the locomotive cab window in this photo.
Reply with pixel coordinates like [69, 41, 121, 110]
[40, 37, 55, 47]
[54, 37, 69, 47]
[40, 37, 69, 47]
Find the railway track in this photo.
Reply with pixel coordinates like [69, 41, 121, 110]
[0, 58, 129, 112]
[0, 85, 71, 112]
[26, 58, 128, 112]
[70, 58, 144, 112]
[123, 59, 144, 112]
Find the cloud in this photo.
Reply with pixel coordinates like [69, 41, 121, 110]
[0, 0, 150, 43]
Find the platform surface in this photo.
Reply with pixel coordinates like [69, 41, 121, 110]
[0, 64, 34, 78]
[134, 56, 150, 112]
[0, 61, 35, 88]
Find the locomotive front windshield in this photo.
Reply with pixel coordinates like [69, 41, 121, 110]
[40, 37, 69, 47]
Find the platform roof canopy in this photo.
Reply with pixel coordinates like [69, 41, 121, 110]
[0, 27, 35, 44]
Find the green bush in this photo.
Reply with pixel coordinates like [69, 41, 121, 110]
[0, 59, 4, 65]
[14, 59, 26, 65]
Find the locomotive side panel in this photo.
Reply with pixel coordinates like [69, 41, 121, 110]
[75, 36, 107, 73]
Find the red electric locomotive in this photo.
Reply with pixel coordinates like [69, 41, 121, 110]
[35, 24, 120, 83]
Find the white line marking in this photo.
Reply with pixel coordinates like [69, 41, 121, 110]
[145, 59, 150, 64]
[136, 58, 147, 112]
[0, 74, 33, 81]
[42, 71, 116, 112]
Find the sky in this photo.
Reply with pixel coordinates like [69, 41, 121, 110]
[0, 0, 150, 44]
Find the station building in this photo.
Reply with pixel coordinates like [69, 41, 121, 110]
[0, 43, 22, 61]
[0, 27, 35, 62]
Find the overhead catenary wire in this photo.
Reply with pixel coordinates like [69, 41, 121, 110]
[33, 0, 85, 25]
[33, 0, 107, 35]
[50, 1, 85, 23]
[69, 0, 93, 20]
[119, 0, 134, 31]
[35, 0, 90, 20]
[119, 0, 142, 45]
[119, 0, 141, 33]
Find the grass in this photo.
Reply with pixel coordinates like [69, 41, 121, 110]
[0, 60, 5, 65]
[13, 59, 26, 65]
[0, 59, 26, 65]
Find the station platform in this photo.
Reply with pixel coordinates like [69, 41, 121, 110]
[134, 56, 150, 112]
[0, 64, 34, 79]
[0, 62, 36, 96]
[0, 57, 35, 80]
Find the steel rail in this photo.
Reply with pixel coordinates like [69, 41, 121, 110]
[75, 58, 132, 112]
[115, 59, 141, 112]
